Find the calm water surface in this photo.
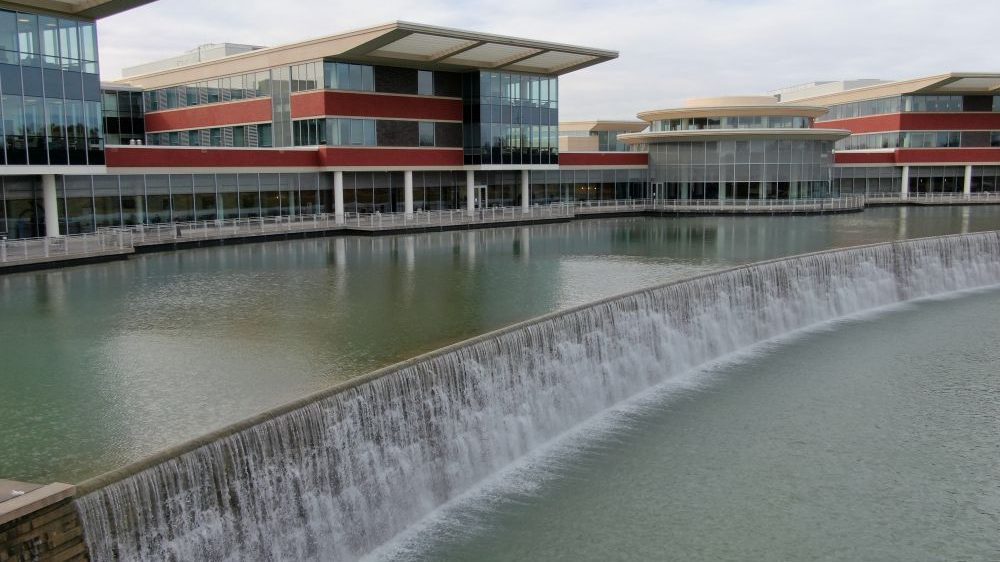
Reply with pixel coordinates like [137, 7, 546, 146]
[1, 206, 998, 483]
[378, 287, 1000, 562]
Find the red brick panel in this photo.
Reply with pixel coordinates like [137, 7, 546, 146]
[317, 147, 463, 167]
[895, 148, 1000, 164]
[106, 146, 321, 168]
[818, 113, 1000, 134]
[292, 91, 463, 121]
[814, 114, 902, 134]
[898, 113, 1000, 131]
[144, 99, 273, 132]
[833, 152, 897, 165]
[559, 152, 649, 166]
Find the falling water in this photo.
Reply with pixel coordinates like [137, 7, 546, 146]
[75, 232, 1000, 561]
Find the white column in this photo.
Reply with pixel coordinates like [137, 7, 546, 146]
[334, 171, 345, 224]
[900, 165, 910, 200]
[42, 174, 60, 238]
[466, 170, 475, 216]
[134, 195, 145, 225]
[404, 170, 414, 218]
[963, 165, 973, 197]
[520, 169, 530, 213]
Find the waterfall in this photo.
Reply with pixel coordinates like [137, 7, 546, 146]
[75, 232, 1000, 561]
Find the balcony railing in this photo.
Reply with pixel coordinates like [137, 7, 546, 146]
[0, 231, 133, 265]
[866, 192, 1000, 204]
[0, 197, 880, 267]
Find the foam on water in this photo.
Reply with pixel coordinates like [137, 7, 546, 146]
[75, 232, 1000, 561]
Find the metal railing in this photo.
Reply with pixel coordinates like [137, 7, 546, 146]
[866, 191, 1000, 204]
[574, 196, 866, 213]
[0, 231, 134, 264]
[4, 197, 875, 266]
[98, 204, 577, 245]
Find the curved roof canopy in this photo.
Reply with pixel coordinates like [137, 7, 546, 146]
[119, 21, 618, 88]
[0, 0, 155, 18]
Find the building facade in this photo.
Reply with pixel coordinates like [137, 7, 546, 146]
[1, 7, 997, 239]
[620, 96, 849, 200]
[1, 20, 655, 238]
[777, 73, 1000, 197]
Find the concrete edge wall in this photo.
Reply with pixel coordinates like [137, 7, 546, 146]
[0, 484, 87, 562]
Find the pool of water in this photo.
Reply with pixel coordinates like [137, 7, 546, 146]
[376, 287, 1000, 562]
[1, 206, 998, 483]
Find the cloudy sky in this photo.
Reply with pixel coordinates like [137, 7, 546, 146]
[97, 0, 999, 120]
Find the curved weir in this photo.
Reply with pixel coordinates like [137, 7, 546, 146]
[75, 231, 1000, 561]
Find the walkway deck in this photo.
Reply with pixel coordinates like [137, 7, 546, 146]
[3, 193, 994, 274]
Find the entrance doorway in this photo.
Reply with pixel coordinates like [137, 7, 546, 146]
[474, 185, 489, 209]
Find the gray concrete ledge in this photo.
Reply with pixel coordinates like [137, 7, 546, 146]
[0, 482, 75, 526]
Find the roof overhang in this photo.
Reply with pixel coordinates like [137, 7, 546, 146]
[341, 22, 617, 75]
[0, 0, 155, 18]
[559, 120, 648, 133]
[638, 105, 829, 122]
[783, 72, 1000, 106]
[619, 128, 852, 145]
[118, 21, 618, 88]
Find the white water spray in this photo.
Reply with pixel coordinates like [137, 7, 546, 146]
[75, 232, 1000, 561]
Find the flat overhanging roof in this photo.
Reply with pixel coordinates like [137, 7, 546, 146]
[344, 22, 617, 75]
[783, 72, 1000, 105]
[0, 0, 156, 18]
[118, 21, 618, 88]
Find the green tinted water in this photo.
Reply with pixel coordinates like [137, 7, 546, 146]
[1, 206, 998, 483]
[380, 287, 1000, 562]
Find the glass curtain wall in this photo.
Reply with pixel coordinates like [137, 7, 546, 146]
[0, 172, 332, 236]
[102, 88, 144, 145]
[462, 71, 558, 165]
[0, 9, 102, 166]
[648, 139, 835, 200]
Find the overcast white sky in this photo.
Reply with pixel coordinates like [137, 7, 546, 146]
[97, 0, 1000, 120]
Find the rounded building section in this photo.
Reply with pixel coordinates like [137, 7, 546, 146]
[621, 96, 850, 200]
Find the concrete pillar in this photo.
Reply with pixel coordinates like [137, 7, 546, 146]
[404, 170, 414, 218]
[718, 181, 725, 200]
[963, 165, 973, 197]
[900, 165, 910, 200]
[521, 169, 530, 213]
[42, 174, 60, 238]
[334, 171, 345, 224]
[134, 195, 145, 225]
[466, 170, 475, 216]
[789, 182, 799, 200]
[759, 181, 766, 200]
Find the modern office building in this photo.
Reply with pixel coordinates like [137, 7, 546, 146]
[1, 20, 656, 237]
[0, 0, 153, 238]
[0, 3, 997, 239]
[777, 73, 1000, 196]
[620, 96, 849, 200]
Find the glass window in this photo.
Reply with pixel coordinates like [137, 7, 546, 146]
[0, 11, 17, 64]
[419, 121, 435, 147]
[16, 14, 38, 67]
[57, 19, 79, 70]
[209, 128, 221, 147]
[38, 16, 58, 69]
[233, 125, 246, 147]
[256, 71, 270, 98]
[258, 123, 272, 147]
[418, 70, 433, 96]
